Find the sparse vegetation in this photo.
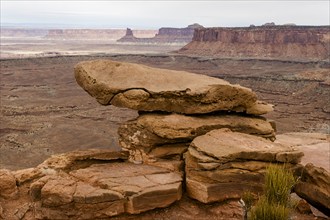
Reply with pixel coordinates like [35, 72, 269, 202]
[250, 196, 290, 220]
[243, 164, 297, 220]
[264, 164, 296, 206]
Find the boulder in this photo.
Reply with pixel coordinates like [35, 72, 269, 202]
[75, 60, 272, 115]
[0, 169, 17, 198]
[294, 163, 330, 216]
[118, 113, 276, 167]
[185, 129, 303, 203]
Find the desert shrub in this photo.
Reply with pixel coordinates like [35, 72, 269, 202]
[244, 164, 297, 220]
[264, 164, 296, 206]
[250, 196, 289, 220]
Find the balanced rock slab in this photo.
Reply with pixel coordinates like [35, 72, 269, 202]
[185, 128, 303, 203]
[75, 60, 272, 114]
[118, 113, 276, 168]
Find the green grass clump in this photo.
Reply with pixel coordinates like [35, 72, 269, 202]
[245, 164, 297, 220]
[264, 164, 296, 206]
[250, 196, 289, 220]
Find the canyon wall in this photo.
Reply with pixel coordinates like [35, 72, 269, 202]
[178, 26, 330, 61]
[45, 29, 157, 40]
[117, 24, 203, 44]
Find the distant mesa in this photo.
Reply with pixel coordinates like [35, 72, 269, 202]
[117, 23, 204, 44]
[44, 29, 157, 40]
[178, 25, 330, 61]
[262, 22, 276, 26]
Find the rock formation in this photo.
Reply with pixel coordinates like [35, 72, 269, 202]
[1, 60, 329, 219]
[74, 59, 273, 114]
[294, 163, 330, 216]
[178, 25, 330, 61]
[118, 113, 276, 171]
[185, 128, 303, 203]
[0, 149, 182, 219]
[117, 24, 203, 44]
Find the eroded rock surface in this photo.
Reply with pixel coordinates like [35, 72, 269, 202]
[0, 169, 18, 199]
[118, 113, 276, 170]
[294, 163, 330, 216]
[0, 149, 182, 219]
[185, 128, 303, 203]
[74, 60, 272, 115]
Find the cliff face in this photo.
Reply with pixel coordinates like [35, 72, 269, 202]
[117, 24, 203, 44]
[45, 29, 157, 40]
[178, 26, 330, 61]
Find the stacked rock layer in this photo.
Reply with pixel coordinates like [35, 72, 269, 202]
[74, 59, 305, 206]
[75, 60, 277, 172]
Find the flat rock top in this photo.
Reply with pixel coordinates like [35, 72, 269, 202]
[74, 60, 270, 114]
[75, 59, 233, 93]
[190, 128, 302, 163]
[70, 162, 182, 192]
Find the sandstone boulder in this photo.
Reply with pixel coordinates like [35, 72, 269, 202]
[294, 163, 330, 216]
[75, 60, 272, 115]
[185, 129, 303, 203]
[0, 169, 17, 198]
[118, 113, 276, 168]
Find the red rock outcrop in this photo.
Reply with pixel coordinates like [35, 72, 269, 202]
[178, 26, 330, 61]
[117, 24, 203, 44]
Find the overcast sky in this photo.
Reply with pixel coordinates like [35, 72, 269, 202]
[1, 1, 329, 29]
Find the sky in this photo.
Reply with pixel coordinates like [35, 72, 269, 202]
[1, 0, 329, 29]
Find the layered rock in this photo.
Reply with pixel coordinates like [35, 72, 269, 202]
[178, 26, 330, 61]
[185, 129, 303, 203]
[74, 59, 272, 115]
[294, 163, 330, 216]
[0, 149, 182, 219]
[118, 113, 276, 170]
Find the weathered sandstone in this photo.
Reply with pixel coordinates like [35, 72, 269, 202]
[0, 169, 18, 199]
[75, 59, 272, 114]
[185, 129, 303, 203]
[294, 163, 330, 216]
[0, 150, 182, 219]
[118, 113, 276, 168]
